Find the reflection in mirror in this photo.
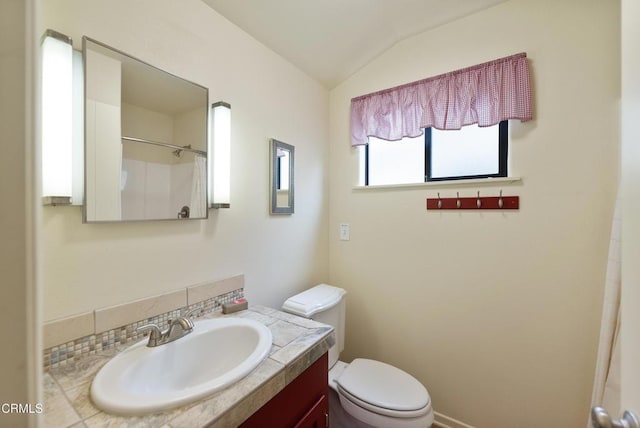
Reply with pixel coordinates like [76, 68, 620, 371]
[270, 139, 294, 215]
[82, 37, 208, 222]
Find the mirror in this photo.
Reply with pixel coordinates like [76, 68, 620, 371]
[82, 37, 209, 222]
[270, 139, 295, 215]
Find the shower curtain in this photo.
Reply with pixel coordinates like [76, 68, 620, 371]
[190, 155, 207, 218]
[589, 195, 622, 426]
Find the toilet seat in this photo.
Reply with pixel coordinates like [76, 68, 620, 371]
[337, 385, 431, 419]
[336, 358, 431, 417]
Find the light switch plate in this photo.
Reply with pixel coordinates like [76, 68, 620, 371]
[339, 223, 350, 241]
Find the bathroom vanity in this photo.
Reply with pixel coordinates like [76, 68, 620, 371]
[240, 353, 328, 427]
[43, 306, 334, 427]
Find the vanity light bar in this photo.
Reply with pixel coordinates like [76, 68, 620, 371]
[210, 101, 231, 209]
[41, 29, 73, 206]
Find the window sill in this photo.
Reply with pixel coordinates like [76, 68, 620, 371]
[353, 176, 521, 191]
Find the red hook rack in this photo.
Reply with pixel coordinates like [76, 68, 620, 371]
[426, 191, 519, 210]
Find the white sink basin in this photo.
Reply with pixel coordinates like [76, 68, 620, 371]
[90, 317, 272, 415]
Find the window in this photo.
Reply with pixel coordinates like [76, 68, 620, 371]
[364, 121, 507, 186]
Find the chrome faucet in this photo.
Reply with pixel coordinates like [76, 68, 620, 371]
[136, 308, 200, 347]
[166, 315, 194, 341]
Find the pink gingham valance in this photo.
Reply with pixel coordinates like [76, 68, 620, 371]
[350, 52, 532, 146]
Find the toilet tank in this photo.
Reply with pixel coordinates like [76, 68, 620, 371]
[282, 284, 346, 368]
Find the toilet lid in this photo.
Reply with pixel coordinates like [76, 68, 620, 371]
[282, 284, 346, 318]
[336, 358, 429, 412]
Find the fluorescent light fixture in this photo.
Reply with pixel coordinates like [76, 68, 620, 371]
[71, 49, 84, 206]
[41, 29, 73, 205]
[210, 101, 231, 208]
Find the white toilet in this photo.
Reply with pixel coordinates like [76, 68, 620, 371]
[283, 284, 434, 428]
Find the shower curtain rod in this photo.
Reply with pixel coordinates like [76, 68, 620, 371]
[121, 136, 207, 156]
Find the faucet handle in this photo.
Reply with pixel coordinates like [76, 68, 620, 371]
[183, 307, 202, 320]
[136, 324, 163, 346]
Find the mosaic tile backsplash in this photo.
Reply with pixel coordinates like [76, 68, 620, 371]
[44, 288, 243, 370]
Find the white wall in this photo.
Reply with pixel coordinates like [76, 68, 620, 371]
[85, 48, 122, 221]
[621, 0, 640, 414]
[174, 106, 207, 152]
[40, 0, 329, 321]
[329, 0, 619, 427]
[121, 103, 174, 155]
[0, 0, 39, 426]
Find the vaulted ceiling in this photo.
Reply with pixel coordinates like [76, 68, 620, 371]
[202, 0, 507, 88]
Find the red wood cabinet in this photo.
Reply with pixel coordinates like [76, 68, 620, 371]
[293, 394, 328, 428]
[240, 353, 329, 428]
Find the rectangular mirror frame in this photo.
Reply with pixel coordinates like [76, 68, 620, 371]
[270, 139, 295, 215]
[82, 36, 209, 223]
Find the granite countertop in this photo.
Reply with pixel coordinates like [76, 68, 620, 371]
[43, 305, 335, 428]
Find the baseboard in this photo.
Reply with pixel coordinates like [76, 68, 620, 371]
[433, 411, 476, 428]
